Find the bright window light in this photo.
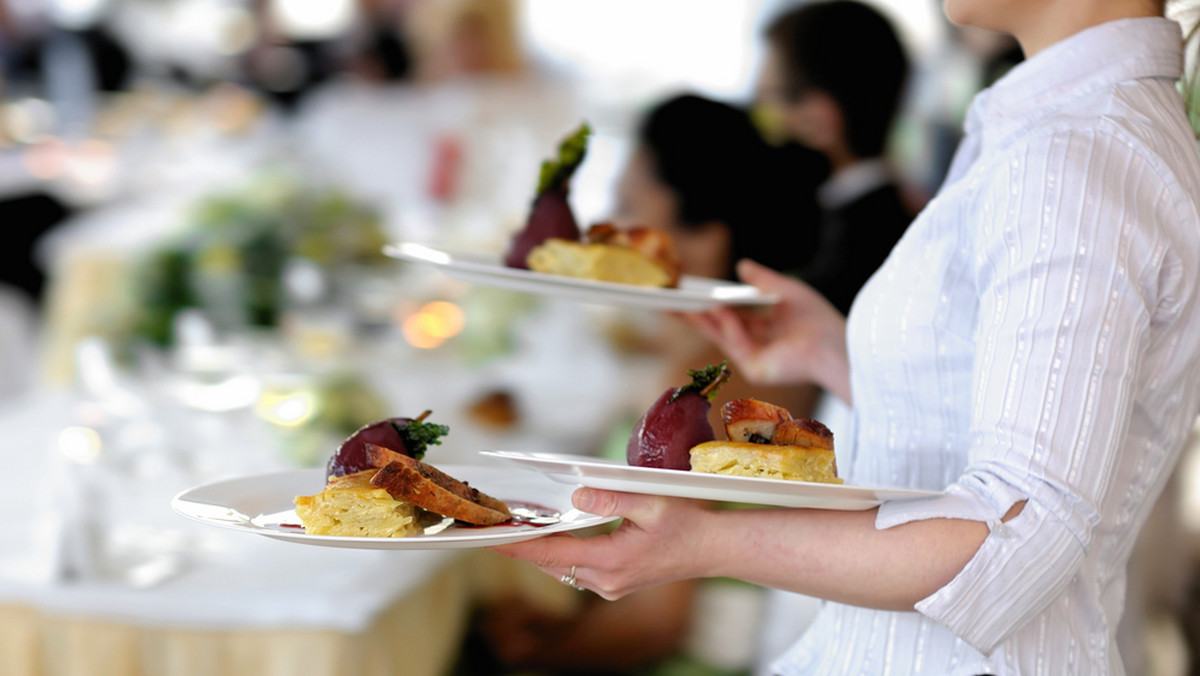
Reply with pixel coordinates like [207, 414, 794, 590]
[270, 0, 356, 41]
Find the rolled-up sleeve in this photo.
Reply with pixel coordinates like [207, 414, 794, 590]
[875, 127, 1175, 653]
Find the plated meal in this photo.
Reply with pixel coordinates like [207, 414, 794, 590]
[384, 123, 776, 311]
[295, 412, 521, 536]
[172, 466, 617, 550]
[626, 362, 841, 484]
[484, 363, 940, 510]
[501, 123, 680, 290]
[504, 123, 681, 289]
[171, 412, 619, 549]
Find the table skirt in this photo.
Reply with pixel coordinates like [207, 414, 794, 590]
[0, 552, 579, 676]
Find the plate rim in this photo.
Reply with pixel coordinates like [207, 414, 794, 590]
[479, 450, 943, 509]
[383, 241, 779, 308]
[171, 465, 620, 549]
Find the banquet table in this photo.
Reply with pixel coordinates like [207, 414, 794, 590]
[0, 376, 607, 676]
[0, 235, 658, 676]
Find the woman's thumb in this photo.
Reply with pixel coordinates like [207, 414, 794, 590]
[736, 258, 787, 290]
[574, 487, 660, 522]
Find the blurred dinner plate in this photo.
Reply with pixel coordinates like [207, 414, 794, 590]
[481, 451, 943, 510]
[384, 242, 778, 312]
[171, 465, 619, 550]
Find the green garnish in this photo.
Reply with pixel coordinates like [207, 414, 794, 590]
[669, 361, 732, 403]
[390, 413, 449, 461]
[536, 122, 591, 196]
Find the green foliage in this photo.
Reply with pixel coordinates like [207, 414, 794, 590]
[131, 248, 197, 346]
[536, 122, 591, 196]
[390, 418, 450, 460]
[1182, 9, 1200, 139]
[127, 172, 388, 347]
[670, 360, 732, 403]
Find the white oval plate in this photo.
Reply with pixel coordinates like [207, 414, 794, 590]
[384, 242, 778, 312]
[171, 465, 619, 550]
[481, 451, 942, 511]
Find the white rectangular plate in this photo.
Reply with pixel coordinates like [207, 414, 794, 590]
[480, 451, 942, 511]
[384, 242, 778, 312]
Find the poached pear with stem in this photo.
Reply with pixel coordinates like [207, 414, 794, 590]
[627, 362, 732, 470]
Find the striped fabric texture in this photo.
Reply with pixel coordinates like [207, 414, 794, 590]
[774, 17, 1200, 676]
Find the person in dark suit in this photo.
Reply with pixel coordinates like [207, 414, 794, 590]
[757, 0, 915, 316]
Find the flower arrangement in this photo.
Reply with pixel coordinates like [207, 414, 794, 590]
[130, 171, 389, 347]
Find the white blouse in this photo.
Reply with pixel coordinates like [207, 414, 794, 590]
[773, 17, 1200, 676]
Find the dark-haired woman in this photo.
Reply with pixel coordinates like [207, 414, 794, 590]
[615, 92, 829, 281]
[615, 92, 831, 428]
[494, 0, 1200, 672]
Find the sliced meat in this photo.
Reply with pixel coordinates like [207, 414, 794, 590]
[367, 447, 511, 526]
[722, 398, 792, 443]
[771, 418, 834, 449]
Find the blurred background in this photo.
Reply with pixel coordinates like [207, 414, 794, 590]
[0, 1, 1195, 675]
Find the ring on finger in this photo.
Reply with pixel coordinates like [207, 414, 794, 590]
[559, 565, 583, 590]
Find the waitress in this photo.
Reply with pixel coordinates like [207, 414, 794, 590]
[494, 0, 1200, 673]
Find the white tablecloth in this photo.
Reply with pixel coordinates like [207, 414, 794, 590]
[0, 294, 661, 633]
[0, 389, 458, 632]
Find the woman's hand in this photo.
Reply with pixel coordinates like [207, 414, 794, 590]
[489, 488, 717, 600]
[491, 483, 996, 611]
[686, 259, 851, 402]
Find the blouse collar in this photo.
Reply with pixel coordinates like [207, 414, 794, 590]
[968, 17, 1184, 148]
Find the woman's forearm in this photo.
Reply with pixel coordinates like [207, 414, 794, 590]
[491, 490, 1020, 611]
[698, 507, 991, 610]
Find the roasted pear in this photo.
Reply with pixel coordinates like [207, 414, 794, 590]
[325, 411, 449, 479]
[504, 123, 590, 269]
[504, 191, 580, 269]
[627, 362, 732, 470]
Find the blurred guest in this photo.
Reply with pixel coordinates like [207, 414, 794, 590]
[243, 0, 350, 112]
[616, 93, 827, 281]
[0, 0, 47, 92]
[757, 0, 915, 317]
[615, 92, 829, 427]
[406, 0, 526, 81]
[0, 193, 73, 306]
[73, 22, 131, 93]
[340, 0, 414, 83]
